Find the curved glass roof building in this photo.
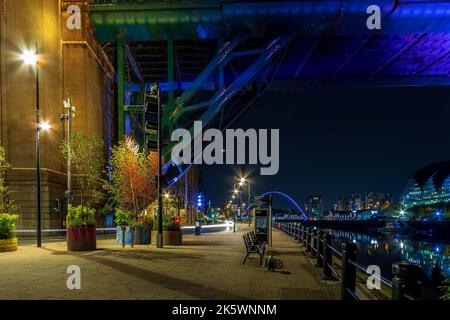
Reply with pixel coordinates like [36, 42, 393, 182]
[402, 161, 450, 208]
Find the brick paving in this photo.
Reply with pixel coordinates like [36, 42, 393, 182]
[0, 225, 340, 300]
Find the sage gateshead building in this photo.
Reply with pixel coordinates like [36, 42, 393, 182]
[402, 161, 450, 208]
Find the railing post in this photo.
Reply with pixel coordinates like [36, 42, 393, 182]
[323, 233, 334, 280]
[300, 225, 305, 243]
[316, 230, 324, 267]
[341, 242, 357, 300]
[311, 229, 317, 257]
[392, 262, 423, 300]
[306, 227, 311, 252]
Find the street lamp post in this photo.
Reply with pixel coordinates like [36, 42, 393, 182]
[60, 99, 75, 211]
[155, 83, 163, 248]
[238, 177, 251, 225]
[22, 44, 46, 248]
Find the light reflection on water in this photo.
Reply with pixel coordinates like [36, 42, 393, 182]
[327, 229, 450, 281]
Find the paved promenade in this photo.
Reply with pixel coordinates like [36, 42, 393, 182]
[0, 225, 339, 300]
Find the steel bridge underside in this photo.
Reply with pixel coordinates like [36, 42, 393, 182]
[88, 0, 450, 185]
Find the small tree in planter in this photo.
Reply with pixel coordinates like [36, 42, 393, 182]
[0, 145, 19, 252]
[109, 137, 157, 245]
[151, 195, 183, 245]
[61, 131, 105, 251]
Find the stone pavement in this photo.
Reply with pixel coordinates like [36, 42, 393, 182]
[0, 225, 340, 300]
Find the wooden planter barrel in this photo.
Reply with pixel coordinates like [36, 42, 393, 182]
[67, 226, 96, 251]
[0, 238, 18, 252]
[151, 231, 182, 245]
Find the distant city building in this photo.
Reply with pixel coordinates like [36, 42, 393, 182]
[306, 195, 323, 217]
[337, 196, 349, 211]
[402, 161, 450, 208]
[335, 194, 362, 211]
[365, 192, 393, 209]
[349, 194, 362, 211]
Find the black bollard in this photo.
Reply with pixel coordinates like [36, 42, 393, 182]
[130, 226, 135, 248]
[316, 231, 324, 267]
[306, 228, 312, 252]
[323, 233, 334, 280]
[121, 226, 126, 248]
[303, 226, 308, 247]
[341, 242, 357, 300]
[297, 224, 302, 242]
[300, 225, 305, 243]
[392, 262, 423, 300]
[311, 229, 317, 257]
[293, 223, 298, 240]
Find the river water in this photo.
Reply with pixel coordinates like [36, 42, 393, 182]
[326, 228, 450, 282]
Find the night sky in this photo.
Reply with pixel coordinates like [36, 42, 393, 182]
[201, 86, 450, 210]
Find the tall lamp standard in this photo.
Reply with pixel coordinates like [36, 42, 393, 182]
[238, 177, 251, 224]
[60, 99, 75, 211]
[21, 44, 50, 248]
[233, 187, 240, 232]
[150, 83, 163, 248]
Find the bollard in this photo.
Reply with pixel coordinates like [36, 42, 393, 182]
[303, 226, 308, 247]
[316, 231, 324, 267]
[300, 225, 305, 243]
[293, 223, 298, 240]
[121, 226, 126, 248]
[392, 262, 423, 300]
[311, 229, 317, 257]
[130, 226, 135, 248]
[297, 223, 302, 242]
[341, 242, 357, 300]
[306, 228, 312, 252]
[323, 233, 334, 280]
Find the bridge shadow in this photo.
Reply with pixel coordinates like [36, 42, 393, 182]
[79, 254, 251, 300]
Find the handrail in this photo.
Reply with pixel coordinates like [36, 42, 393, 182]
[277, 222, 422, 300]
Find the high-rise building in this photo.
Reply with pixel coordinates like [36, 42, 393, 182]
[349, 194, 362, 211]
[306, 195, 323, 217]
[336, 196, 349, 211]
[365, 192, 393, 209]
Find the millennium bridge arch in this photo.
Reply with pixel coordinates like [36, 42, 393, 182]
[243, 191, 308, 220]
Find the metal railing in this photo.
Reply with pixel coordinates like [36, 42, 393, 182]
[278, 222, 423, 301]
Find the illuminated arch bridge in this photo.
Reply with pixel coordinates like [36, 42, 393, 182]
[243, 191, 308, 220]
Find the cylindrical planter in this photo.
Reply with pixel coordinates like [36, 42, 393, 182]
[67, 226, 96, 251]
[151, 231, 182, 245]
[134, 225, 151, 245]
[116, 226, 134, 245]
[0, 237, 18, 252]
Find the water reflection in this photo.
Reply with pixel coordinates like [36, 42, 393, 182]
[327, 229, 450, 282]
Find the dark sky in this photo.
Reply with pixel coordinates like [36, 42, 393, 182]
[201, 86, 450, 210]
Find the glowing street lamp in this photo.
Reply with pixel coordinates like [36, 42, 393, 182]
[21, 50, 38, 65]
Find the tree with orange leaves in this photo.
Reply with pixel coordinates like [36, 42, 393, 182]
[109, 137, 157, 224]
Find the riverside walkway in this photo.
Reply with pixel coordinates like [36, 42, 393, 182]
[0, 225, 339, 300]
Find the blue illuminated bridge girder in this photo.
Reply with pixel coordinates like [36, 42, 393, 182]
[88, 0, 450, 190]
[242, 191, 308, 220]
[89, 1, 450, 40]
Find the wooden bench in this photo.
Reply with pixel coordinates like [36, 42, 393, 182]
[242, 232, 265, 266]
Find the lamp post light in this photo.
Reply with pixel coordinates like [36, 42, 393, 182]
[60, 98, 75, 211]
[22, 44, 50, 248]
[151, 83, 163, 248]
[238, 177, 251, 225]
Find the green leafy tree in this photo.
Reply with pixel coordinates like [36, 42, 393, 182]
[109, 137, 157, 224]
[0, 145, 17, 214]
[61, 131, 106, 225]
